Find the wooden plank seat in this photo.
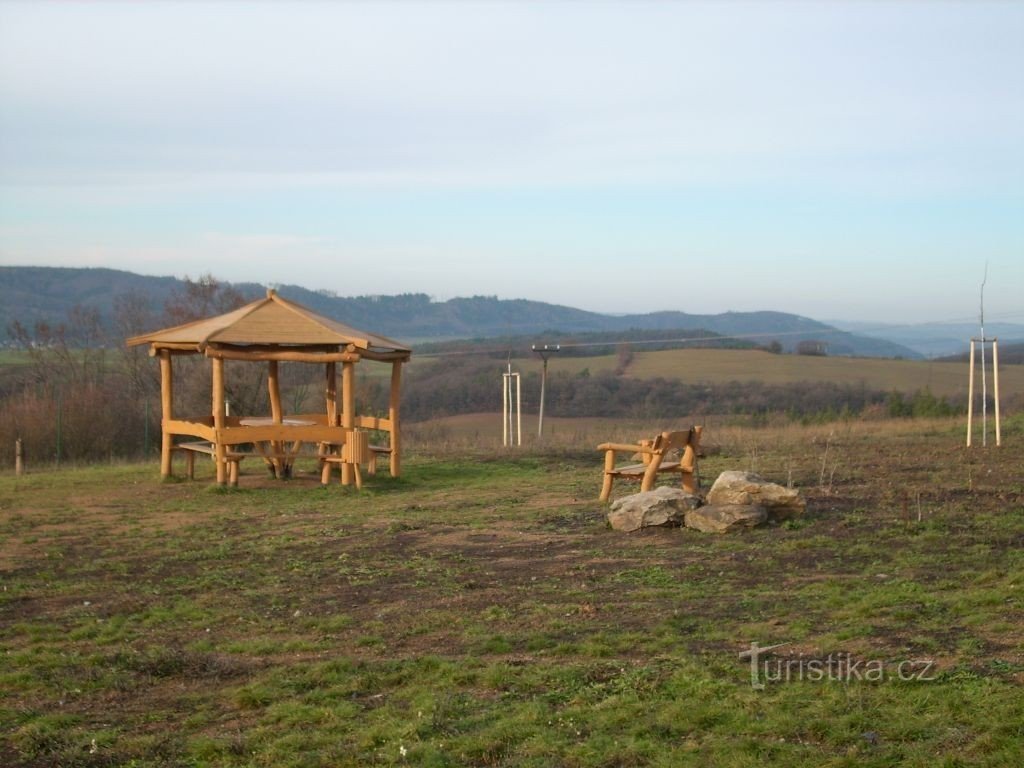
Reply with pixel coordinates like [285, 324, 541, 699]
[174, 441, 248, 487]
[598, 427, 703, 502]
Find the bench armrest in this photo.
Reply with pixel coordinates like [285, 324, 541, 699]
[597, 442, 652, 454]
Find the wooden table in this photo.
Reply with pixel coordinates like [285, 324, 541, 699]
[239, 417, 315, 478]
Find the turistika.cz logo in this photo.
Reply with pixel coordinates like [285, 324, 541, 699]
[739, 642, 937, 690]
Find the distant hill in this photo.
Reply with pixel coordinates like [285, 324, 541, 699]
[0, 266, 920, 358]
[938, 342, 1024, 366]
[828, 319, 1024, 359]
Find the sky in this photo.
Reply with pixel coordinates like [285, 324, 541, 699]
[0, 1, 1021, 325]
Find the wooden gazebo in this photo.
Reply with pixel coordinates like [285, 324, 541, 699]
[127, 289, 411, 487]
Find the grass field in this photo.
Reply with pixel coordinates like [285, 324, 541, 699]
[384, 347, 1024, 405]
[478, 348, 1022, 400]
[2, 418, 1023, 766]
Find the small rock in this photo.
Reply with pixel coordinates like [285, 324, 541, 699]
[608, 486, 702, 532]
[685, 504, 767, 533]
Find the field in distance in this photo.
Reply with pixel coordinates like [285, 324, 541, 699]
[432, 347, 1023, 399]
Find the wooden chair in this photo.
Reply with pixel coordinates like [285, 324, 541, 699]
[598, 427, 703, 501]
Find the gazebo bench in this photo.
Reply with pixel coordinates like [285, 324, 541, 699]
[174, 441, 248, 487]
[368, 443, 392, 475]
[316, 439, 393, 476]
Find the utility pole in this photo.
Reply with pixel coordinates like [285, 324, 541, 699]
[532, 344, 561, 438]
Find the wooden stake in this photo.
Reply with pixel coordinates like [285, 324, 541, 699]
[341, 360, 355, 485]
[993, 339, 1001, 447]
[966, 339, 975, 447]
[160, 349, 173, 478]
[389, 360, 402, 477]
[212, 357, 227, 485]
[15, 438, 24, 476]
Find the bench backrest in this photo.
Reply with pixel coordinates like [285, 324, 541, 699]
[651, 427, 701, 457]
[647, 428, 704, 468]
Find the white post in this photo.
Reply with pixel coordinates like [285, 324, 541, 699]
[993, 339, 1001, 447]
[515, 373, 522, 446]
[502, 369, 522, 447]
[499, 370, 507, 444]
[966, 340, 975, 447]
[981, 335, 988, 447]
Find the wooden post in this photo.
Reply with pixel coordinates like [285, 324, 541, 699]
[212, 357, 227, 485]
[15, 438, 24, 476]
[160, 349, 174, 478]
[341, 360, 355, 485]
[966, 339, 975, 447]
[325, 361, 337, 425]
[538, 356, 548, 438]
[600, 448, 616, 501]
[268, 359, 283, 478]
[993, 339, 1001, 447]
[390, 360, 402, 477]
[268, 360, 282, 422]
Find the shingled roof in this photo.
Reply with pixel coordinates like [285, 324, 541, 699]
[126, 289, 410, 354]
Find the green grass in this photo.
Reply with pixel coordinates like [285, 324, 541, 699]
[1, 423, 1022, 766]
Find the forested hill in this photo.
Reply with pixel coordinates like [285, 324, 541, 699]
[0, 266, 919, 358]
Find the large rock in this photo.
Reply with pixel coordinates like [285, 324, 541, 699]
[685, 504, 767, 533]
[706, 471, 806, 521]
[607, 486, 702, 532]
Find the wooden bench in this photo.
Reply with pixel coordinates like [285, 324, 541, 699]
[174, 441, 248, 487]
[598, 427, 703, 501]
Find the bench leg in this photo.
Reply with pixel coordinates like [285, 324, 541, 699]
[367, 452, 377, 476]
[353, 463, 363, 491]
[681, 446, 698, 493]
[600, 450, 616, 501]
[321, 460, 332, 486]
[229, 460, 239, 487]
[186, 451, 196, 480]
[681, 470, 697, 494]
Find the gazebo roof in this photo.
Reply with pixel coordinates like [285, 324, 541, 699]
[127, 289, 411, 355]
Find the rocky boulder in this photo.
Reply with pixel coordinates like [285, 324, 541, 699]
[706, 471, 806, 521]
[607, 486, 703, 532]
[684, 504, 767, 533]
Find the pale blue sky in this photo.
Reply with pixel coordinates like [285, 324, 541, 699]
[0, 1, 1021, 323]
